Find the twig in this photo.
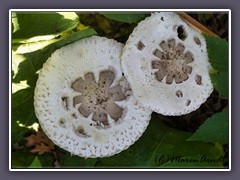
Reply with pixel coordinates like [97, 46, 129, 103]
[177, 12, 218, 37]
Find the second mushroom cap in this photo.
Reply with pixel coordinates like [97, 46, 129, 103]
[121, 12, 213, 116]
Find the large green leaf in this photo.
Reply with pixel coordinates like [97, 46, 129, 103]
[12, 28, 97, 87]
[205, 35, 229, 98]
[100, 12, 150, 23]
[95, 114, 224, 168]
[12, 12, 79, 42]
[187, 111, 228, 144]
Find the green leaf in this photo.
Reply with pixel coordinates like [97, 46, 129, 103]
[12, 12, 79, 42]
[29, 156, 42, 168]
[211, 72, 228, 99]
[12, 53, 28, 80]
[12, 12, 20, 34]
[12, 148, 35, 168]
[57, 147, 97, 168]
[12, 28, 97, 87]
[12, 80, 30, 94]
[11, 122, 34, 143]
[12, 53, 38, 87]
[12, 88, 36, 126]
[95, 114, 224, 168]
[100, 12, 150, 23]
[14, 39, 58, 54]
[205, 35, 228, 71]
[187, 111, 228, 144]
[204, 34, 229, 97]
[12, 88, 37, 143]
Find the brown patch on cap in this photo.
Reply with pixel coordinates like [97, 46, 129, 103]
[152, 40, 194, 84]
[195, 74, 202, 85]
[71, 70, 127, 128]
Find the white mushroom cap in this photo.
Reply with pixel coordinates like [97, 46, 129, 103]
[121, 12, 213, 116]
[34, 36, 152, 158]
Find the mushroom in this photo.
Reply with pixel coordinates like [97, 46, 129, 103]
[121, 12, 213, 116]
[34, 36, 152, 158]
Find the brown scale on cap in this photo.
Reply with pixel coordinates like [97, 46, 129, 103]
[194, 36, 201, 45]
[195, 74, 202, 85]
[73, 126, 91, 138]
[71, 70, 126, 128]
[175, 90, 183, 98]
[136, 41, 145, 51]
[152, 39, 194, 84]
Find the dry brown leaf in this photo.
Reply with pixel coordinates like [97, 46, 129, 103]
[25, 133, 42, 147]
[38, 131, 55, 150]
[25, 129, 56, 156]
[30, 143, 53, 155]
